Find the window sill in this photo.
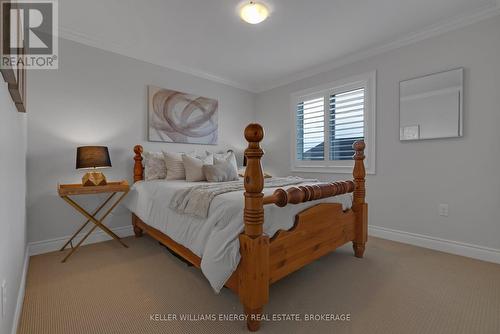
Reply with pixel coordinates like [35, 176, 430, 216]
[291, 165, 375, 175]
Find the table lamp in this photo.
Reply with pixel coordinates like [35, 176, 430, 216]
[76, 146, 112, 186]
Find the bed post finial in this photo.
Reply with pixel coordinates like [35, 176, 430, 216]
[240, 123, 269, 332]
[243, 123, 265, 235]
[353, 141, 366, 204]
[133, 145, 144, 183]
[132, 145, 145, 238]
[352, 141, 367, 258]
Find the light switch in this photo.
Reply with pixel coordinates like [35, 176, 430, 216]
[400, 125, 420, 140]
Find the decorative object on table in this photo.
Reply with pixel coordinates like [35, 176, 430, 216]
[148, 85, 218, 144]
[57, 181, 130, 262]
[76, 146, 112, 186]
[1, 1, 27, 113]
[400, 68, 463, 141]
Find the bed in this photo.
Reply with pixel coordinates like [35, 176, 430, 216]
[129, 123, 367, 331]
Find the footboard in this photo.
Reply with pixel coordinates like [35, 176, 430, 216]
[240, 124, 367, 331]
[269, 203, 356, 283]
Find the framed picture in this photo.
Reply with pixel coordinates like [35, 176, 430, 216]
[148, 85, 218, 144]
[1, 1, 26, 112]
[9, 55, 26, 112]
[1, 0, 18, 84]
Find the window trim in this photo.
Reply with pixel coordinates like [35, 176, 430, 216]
[290, 71, 376, 174]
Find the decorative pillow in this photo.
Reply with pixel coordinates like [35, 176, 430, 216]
[162, 151, 187, 180]
[182, 153, 213, 182]
[214, 151, 238, 172]
[203, 160, 239, 182]
[143, 152, 167, 180]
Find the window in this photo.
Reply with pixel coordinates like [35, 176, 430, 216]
[292, 72, 376, 174]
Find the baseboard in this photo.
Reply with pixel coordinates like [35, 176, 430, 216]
[369, 225, 500, 264]
[28, 225, 134, 256]
[11, 246, 29, 334]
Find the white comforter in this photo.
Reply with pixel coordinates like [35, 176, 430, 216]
[124, 178, 352, 293]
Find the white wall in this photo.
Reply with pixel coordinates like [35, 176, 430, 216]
[255, 16, 500, 251]
[0, 85, 27, 334]
[27, 38, 255, 245]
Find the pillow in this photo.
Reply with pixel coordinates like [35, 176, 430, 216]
[163, 151, 186, 180]
[203, 160, 239, 182]
[214, 151, 238, 172]
[182, 153, 213, 182]
[143, 152, 167, 180]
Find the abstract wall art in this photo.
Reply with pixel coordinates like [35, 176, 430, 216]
[148, 86, 218, 144]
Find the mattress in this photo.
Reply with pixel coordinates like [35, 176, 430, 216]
[123, 178, 352, 293]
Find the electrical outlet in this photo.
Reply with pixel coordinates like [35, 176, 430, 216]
[1, 280, 6, 318]
[439, 204, 449, 217]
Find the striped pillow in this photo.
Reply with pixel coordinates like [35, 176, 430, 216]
[162, 151, 186, 180]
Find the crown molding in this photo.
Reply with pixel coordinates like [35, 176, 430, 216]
[59, 26, 258, 93]
[255, 3, 500, 93]
[59, 3, 500, 94]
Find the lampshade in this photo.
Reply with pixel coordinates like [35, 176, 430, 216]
[76, 146, 111, 169]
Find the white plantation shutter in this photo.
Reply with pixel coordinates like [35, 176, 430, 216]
[295, 88, 365, 162]
[329, 88, 365, 160]
[292, 72, 375, 174]
[296, 97, 325, 161]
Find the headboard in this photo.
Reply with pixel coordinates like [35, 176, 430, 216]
[132, 146, 236, 183]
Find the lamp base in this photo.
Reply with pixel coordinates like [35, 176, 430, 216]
[82, 172, 107, 186]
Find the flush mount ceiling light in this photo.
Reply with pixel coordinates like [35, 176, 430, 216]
[240, 1, 269, 24]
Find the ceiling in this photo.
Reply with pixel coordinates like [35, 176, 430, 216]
[60, 0, 500, 92]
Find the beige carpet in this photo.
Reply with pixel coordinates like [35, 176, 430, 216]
[18, 236, 500, 334]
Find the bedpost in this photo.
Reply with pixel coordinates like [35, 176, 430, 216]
[132, 145, 144, 237]
[239, 124, 269, 332]
[352, 141, 367, 258]
[133, 145, 144, 183]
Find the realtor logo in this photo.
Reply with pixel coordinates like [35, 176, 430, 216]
[1, 0, 58, 69]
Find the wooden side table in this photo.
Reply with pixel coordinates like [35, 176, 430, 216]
[57, 180, 130, 262]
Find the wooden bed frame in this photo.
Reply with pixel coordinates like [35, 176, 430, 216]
[132, 123, 367, 331]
